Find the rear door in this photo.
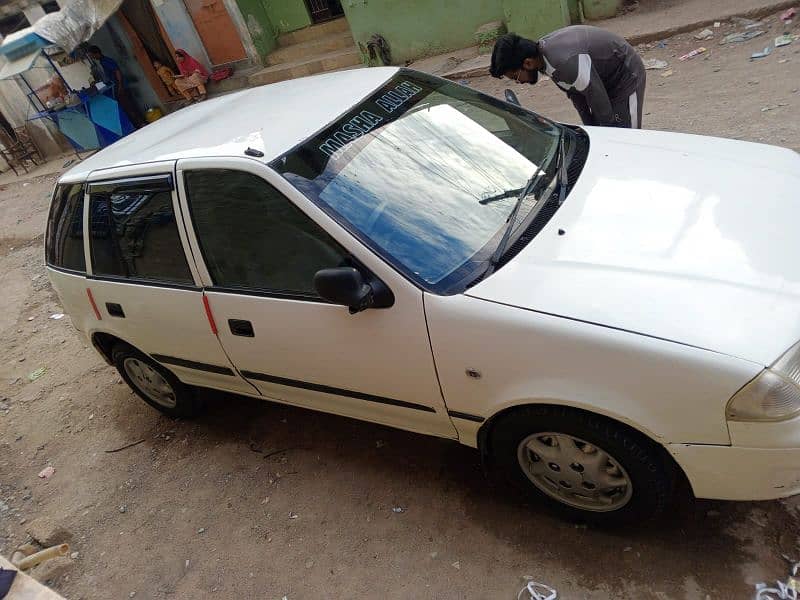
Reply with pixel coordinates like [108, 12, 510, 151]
[84, 162, 255, 395]
[176, 157, 456, 438]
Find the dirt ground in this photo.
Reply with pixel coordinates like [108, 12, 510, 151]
[2, 11, 800, 600]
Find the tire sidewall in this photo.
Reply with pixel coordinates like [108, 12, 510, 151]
[489, 405, 673, 525]
[112, 345, 200, 418]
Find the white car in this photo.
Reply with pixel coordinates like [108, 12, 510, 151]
[45, 67, 800, 523]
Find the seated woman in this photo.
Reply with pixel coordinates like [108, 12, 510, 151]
[173, 49, 209, 102]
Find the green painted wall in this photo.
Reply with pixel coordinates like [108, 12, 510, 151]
[581, 0, 623, 20]
[235, 0, 278, 58]
[342, 0, 505, 64]
[264, 0, 312, 33]
[502, 0, 570, 40]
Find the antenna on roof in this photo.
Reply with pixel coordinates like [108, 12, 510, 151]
[245, 147, 264, 158]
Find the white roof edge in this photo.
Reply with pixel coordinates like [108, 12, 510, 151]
[60, 67, 403, 182]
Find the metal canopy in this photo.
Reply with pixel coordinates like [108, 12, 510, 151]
[0, 48, 41, 80]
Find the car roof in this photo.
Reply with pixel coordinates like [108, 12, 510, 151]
[61, 67, 399, 182]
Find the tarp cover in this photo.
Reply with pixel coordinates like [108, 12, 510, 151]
[33, 0, 123, 54]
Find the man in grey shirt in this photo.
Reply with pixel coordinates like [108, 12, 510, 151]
[490, 26, 646, 128]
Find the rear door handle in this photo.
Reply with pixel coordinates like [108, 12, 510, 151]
[228, 319, 254, 337]
[106, 302, 125, 318]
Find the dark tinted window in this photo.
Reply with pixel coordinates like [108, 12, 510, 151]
[185, 169, 347, 296]
[89, 179, 193, 285]
[46, 183, 86, 272]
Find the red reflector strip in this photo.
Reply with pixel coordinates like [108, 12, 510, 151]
[86, 288, 102, 320]
[202, 294, 218, 335]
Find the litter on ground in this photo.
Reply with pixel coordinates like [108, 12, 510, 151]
[679, 47, 707, 60]
[695, 29, 714, 40]
[644, 58, 669, 69]
[518, 580, 558, 600]
[781, 7, 797, 22]
[720, 30, 765, 44]
[751, 46, 773, 59]
[28, 367, 47, 382]
[775, 34, 798, 47]
[38, 466, 55, 479]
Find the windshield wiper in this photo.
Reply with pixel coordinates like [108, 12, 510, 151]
[480, 162, 547, 279]
[478, 187, 525, 205]
[555, 130, 569, 205]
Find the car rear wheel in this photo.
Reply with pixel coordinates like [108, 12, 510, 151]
[112, 344, 204, 418]
[488, 405, 674, 524]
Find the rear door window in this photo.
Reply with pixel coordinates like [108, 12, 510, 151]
[88, 175, 194, 285]
[45, 183, 86, 272]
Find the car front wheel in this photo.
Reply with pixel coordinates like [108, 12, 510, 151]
[488, 405, 675, 524]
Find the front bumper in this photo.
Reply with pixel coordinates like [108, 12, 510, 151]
[669, 443, 800, 500]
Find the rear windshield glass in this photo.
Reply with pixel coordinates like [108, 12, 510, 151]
[45, 183, 86, 272]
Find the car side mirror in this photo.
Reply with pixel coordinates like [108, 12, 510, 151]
[504, 88, 521, 107]
[314, 267, 375, 313]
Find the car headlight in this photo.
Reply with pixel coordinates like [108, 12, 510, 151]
[727, 341, 800, 422]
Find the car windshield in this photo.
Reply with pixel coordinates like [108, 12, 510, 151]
[272, 70, 561, 293]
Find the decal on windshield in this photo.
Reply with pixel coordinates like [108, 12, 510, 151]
[375, 81, 423, 113]
[318, 110, 384, 158]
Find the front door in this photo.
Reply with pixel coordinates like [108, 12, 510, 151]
[184, 0, 246, 65]
[176, 158, 457, 439]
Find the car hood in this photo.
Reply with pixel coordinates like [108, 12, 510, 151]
[467, 127, 800, 365]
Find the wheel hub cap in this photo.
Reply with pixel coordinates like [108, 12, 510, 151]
[123, 358, 177, 409]
[517, 432, 633, 512]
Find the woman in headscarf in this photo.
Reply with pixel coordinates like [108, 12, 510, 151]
[173, 49, 209, 102]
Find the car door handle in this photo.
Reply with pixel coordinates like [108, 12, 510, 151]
[228, 319, 254, 337]
[106, 302, 125, 318]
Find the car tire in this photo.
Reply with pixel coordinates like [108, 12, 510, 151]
[488, 405, 674, 525]
[112, 344, 205, 418]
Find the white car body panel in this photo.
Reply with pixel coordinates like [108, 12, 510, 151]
[468, 127, 800, 365]
[45, 69, 800, 505]
[424, 293, 760, 447]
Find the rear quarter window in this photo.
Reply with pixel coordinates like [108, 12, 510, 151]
[45, 183, 86, 272]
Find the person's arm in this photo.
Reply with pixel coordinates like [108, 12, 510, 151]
[556, 54, 615, 126]
[114, 68, 123, 89]
[567, 90, 596, 126]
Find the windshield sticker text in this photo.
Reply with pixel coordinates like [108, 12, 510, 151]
[318, 110, 384, 158]
[375, 81, 423, 113]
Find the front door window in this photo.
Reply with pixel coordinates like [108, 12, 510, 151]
[183, 169, 348, 297]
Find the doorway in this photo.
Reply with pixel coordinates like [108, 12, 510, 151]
[183, 0, 247, 65]
[305, 0, 344, 24]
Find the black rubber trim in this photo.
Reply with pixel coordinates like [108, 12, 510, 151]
[86, 275, 200, 291]
[207, 286, 329, 303]
[151, 354, 235, 376]
[46, 264, 87, 277]
[448, 410, 485, 423]
[240, 370, 436, 413]
[88, 174, 173, 194]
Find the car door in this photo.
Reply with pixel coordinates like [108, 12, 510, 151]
[84, 162, 256, 395]
[176, 157, 457, 439]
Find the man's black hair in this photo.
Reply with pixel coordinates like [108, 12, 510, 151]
[88, 45, 102, 56]
[490, 33, 540, 78]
